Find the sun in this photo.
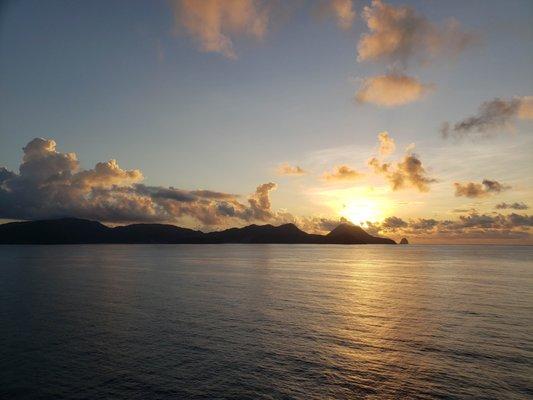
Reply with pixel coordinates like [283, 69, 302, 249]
[340, 199, 384, 225]
[312, 186, 392, 226]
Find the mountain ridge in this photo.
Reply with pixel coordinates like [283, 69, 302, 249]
[0, 218, 396, 245]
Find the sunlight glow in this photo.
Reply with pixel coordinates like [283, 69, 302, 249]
[310, 186, 393, 225]
[340, 199, 383, 225]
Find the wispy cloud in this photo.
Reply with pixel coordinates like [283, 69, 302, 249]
[441, 96, 533, 140]
[316, 0, 356, 30]
[495, 202, 528, 210]
[277, 163, 306, 176]
[378, 131, 395, 156]
[323, 165, 362, 181]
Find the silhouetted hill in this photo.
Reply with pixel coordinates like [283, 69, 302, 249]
[0, 218, 396, 245]
[400, 238, 409, 244]
[111, 224, 202, 243]
[203, 223, 313, 243]
[325, 223, 396, 244]
[0, 218, 111, 244]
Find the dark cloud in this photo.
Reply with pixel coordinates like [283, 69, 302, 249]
[495, 202, 529, 210]
[454, 179, 510, 198]
[441, 96, 533, 140]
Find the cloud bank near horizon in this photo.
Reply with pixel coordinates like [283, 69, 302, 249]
[366, 212, 533, 242]
[0, 138, 286, 227]
[0, 138, 530, 242]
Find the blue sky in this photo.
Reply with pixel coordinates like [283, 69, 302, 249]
[0, 0, 532, 242]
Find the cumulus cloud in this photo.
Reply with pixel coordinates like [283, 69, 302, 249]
[0, 138, 286, 227]
[356, 72, 434, 107]
[454, 179, 510, 198]
[369, 154, 436, 192]
[441, 96, 533, 140]
[495, 202, 528, 210]
[316, 0, 356, 30]
[277, 163, 306, 176]
[172, 0, 272, 58]
[377, 131, 395, 156]
[367, 132, 436, 192]
[323, 165, 362, 181]
[357, 0, 477, 67]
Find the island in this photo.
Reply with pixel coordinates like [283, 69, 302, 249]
[0, 218, 396, 245]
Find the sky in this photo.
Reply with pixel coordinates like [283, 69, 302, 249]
[0, 0, 532, 243]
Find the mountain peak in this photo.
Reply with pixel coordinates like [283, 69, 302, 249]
[326, 223, 396, 245]
[327, 223, 368, 237]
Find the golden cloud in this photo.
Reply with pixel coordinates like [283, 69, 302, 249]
[172, 0, 272, 58]
[323, 165, 362, 181]
[357, 0, 477, 66]
[356, 73, 434, 107]
[377, 131, 396, 156]
[277, 163, 306, 176]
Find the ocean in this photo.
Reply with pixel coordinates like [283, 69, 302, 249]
[1, 244, 532, 399]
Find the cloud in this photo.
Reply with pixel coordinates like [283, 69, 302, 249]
[454, 179, 510, 198]
[171, 0, 272, 59]
[323, 165, 362, 181]
[357, 0, 477, 67]
[381, 216, 407, 229]
[74, 159, 143, 189]
[369, 154, 436, 192]
[495, 202, 528, 210]
[0, 138, 286, 227]
[356, 72, 434, 107]
[317, 0, 356, 30]
[441, 96, 533, 140]
[297, 216, 351, 234]
[367, 132, 436, 192]
[366, 211, 532, 241]
[518, 96, 533, 119]
[377, 131, 395, 156]
[277, 163, 306, 176]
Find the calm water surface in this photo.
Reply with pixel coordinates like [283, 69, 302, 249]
[1, 245, 532, 399]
